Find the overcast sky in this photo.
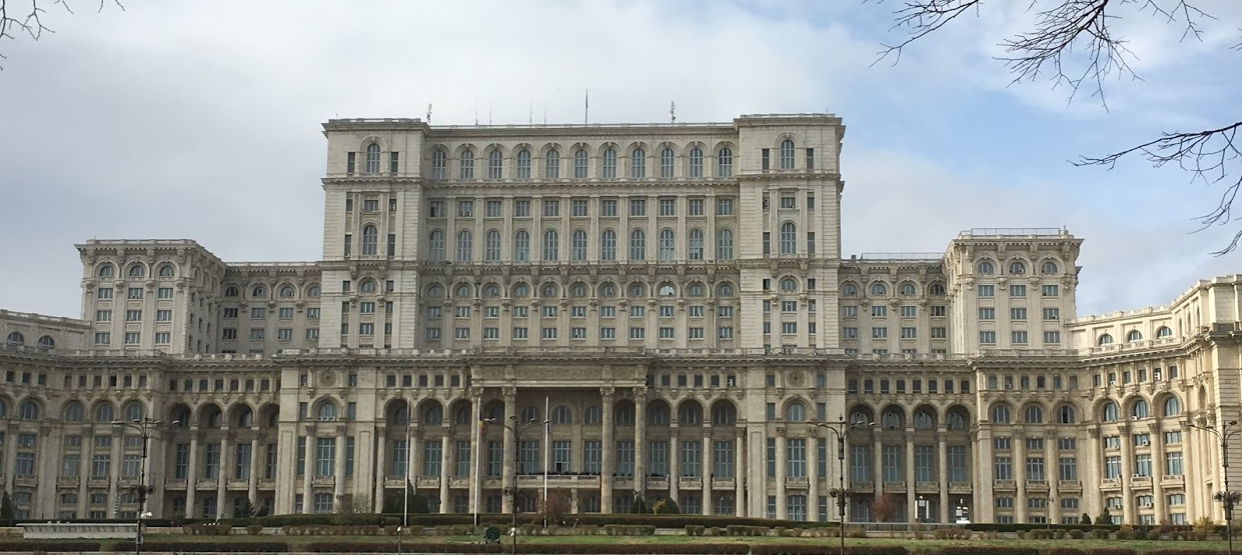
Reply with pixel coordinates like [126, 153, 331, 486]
[1, 0, 1239, 319]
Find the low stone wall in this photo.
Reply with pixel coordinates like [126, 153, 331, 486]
[19, 522, 138, 539]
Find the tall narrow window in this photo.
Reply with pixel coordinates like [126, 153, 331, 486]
[460, 150, 474, 179]
[688, 229, 704, 260]
[514, 230, 530, 261]
[780, 222, 797, 254]
[660, 148, 675, 178]
[545, 149, 560, 179]
[658, 229, 675, 260]
[431, 149, 447, 179]
[689, 147, 703, 178]
[716, 147, 733, 177]
[361, 225, 378, 256]
[488, 150, 503, 179]
[542, 229, 559, 260]
[456, 230, 473, 262]
[716, 229, 734, 260]
[428, 230, 445, 261]
[780, 139, 795, 169]
[390, 151, 400, 173]
[629, 229, 646, 260]
[574, 148, 589, 178]
[602, 148, 617, 178]
[365, 143, 381, 173]
[600, 230, 617, 261]
[516, 149, 531, 179]
[485, 230, 501, 261]
[630, 148, 646, 178]
[572, 229, 588, 261]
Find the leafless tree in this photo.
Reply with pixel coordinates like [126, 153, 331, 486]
[873, 0, 1242, 254]
[0, 0, 122, 68]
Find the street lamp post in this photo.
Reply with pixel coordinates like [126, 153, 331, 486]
[817, 417, 872, 555]
[485, 416, 549, 555]
[112, 417, 178, 555]
[1193, 419, 1242, 555]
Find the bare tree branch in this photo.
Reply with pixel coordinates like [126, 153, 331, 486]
[0, 0, 122, 67]
[872, 0, 1242, 254]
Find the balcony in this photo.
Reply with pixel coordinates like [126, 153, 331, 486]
[882, 481, 906, 493]
[1162, 475, 1186, 487]
[647, 477, 670, 490]
[679, 478, 703, 490]
[915, 481, 939, 494]
[993, 480, 1016, 491]
[784, 477, 808, 490]
[852, 481, 875, 493]
[14, 475, 38, 488]
[1058, 480, 1082, 491]
[949, 482, 973, 494]
[415, 477, 438, 489]
[1026, 480, 1049, 492]
[712, 478, 736, 490]
[57, 476, 81, 488]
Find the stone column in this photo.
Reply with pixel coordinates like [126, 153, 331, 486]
[775, 434, 787, 519]
[186, 430, 199, 517]
[703, 433, 712, 516]
[439, 433, 451, 514]
[374, 430, 387, 513]
[669, 431, 680, 505]
[502, 389, 516, 513]
[1182, 421, 1198, 521]
[872, 432, 883, 504]
[808, 435, 819, 522]
[1046, 430, 1059, 524]
[334, 433, 347, 511]
[107, 429, 122, 519]
[1120, 424, 1134, 524]
[976, 427, 994, 522]
[938, 432, 950, 523]
[1150, 422, 1166, 522]
[905, 432, 916, 522]
[734, 433, 745, 517]
[469, 393, 482, 516]
[248, 438, 260, 505]
[1014, 429, 1027, 523]
[600, 387, 615, 513]
[302, 427, 314, 514]
[634, 391, 647, 495]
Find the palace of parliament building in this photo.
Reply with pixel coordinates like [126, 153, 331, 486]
[1, 113, 1240, 527]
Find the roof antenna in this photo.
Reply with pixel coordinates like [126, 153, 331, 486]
[426, 103, 432, 123]
[584, 89, 589, 125]
[488, 99, 493, 126]
[474, 101, 479, 126]
[670, 101, 676, 123]
[529, 100, 533, 125]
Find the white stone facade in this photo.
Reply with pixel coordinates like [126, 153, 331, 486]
[0, 114, 1239, 527]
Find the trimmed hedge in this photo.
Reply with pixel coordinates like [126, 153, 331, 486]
[753, 546, 908, 555]
[114, 540, 288, 552]
[218, 512, 837, 530]
[1044, 549, 1087, 555]
[303, 543, 751, 554]
[0, 541, 101, 552]
[1083, 548, 1137, 555]
[940, 547, 1038, 555]
[1147, 550, 1231, 555]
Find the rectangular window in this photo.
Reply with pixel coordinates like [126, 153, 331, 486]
[948, 446, 967, 482]
[423, 440, 443, 477]
[881, 445, 903, 483]
[629, 198, 646, 216]
[713, 440, 734, 478]
[1042, 284, 1059, 296]
[649, 440, 668, 476]
[1058, 457, 1077, 481]
[914, 445, 935, 482]
[616, 440, 635, 477]
[583, 440, 602, 474]
[688, 198, 704, 215]
[204, 444, 220, 479]
[681, 440, 702, 478]
[786, 439, 806, 478]
[979, 331, 997, 344]
[850, 444, 871, 482]
[716, 198, 734, 216]
[659, 197, 676, 216]
[1010, 284, 1027, 296]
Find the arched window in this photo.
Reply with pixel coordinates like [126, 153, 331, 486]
[454, 284, 471, 298]
[252, 285, 266, 299]
[658, 229, 675, 260]
[1098, 334, 1114, 346]
[431, 149, 448, 179]
[584, 406, 602, 424]
[1163, 397, 1181, 416]
[516, 149, 531, 179]
[602, 148, 617, 178]
[1041, 261, 1059, 274]
[1023, 405, 1044, 424]
[779, 139, 795, 169]
[630, 148, 646, 178]
[648, 404, 669, 426]
[1127, 330, 1143, 342]
[717, 283, 735, 297]
[236, 406, 253, 428]
[688, 229, 704, 260]
[361, 279, 378, 293]
[991, 404, 1011, 424]
[599, 283, 616, 297]
[929, 283, 946, 295]
[659, 148, 675, 178]
[1132, 399, 1150, 419]
[850, 411, 871, 426]
[716, 147, 733, 177]
[680, 403, 703, 425]
[1102, 401, 1120, 422]
[1057, 405, 1076, 424]
[780, 222, 797, 254]
[94, 402, 114, 422]
[1156, 326, 1173, 338]
[128, 264, 145, 278]
[1008, 260, 1026, 274]
[716, 229, 734, 260]
[158, 264, 175, 277]
[425, 403, 444, 424]
[456, 406, 472, 425]
[365, 143, 381, 172]
[426, 284, 443, 298]
[712, 403, 736, 425]
[574, 148, 589, 178]
[6, 331, 25, 346]
[19, 400, 39, 420]
[913, 410, 934, 430]
[600, 230, 617, 261]
[688, 147, 703, 177]
[542, 229, 558, 260]
[552, 405, 572, 424]
[780, 278, 797, 292]
[900, 283, 917, 296]
[459, 149, 475, 179]
[307, 285, 321, 297]
[946, 411, 966, 430]
[485, 230, 501, 261]
[316, 402, 339, 421]
[628, 283, 646, 298]
[123, 402, 143, 421]
[484, 284, 501, 298]
[658, 283, 675, 297]
[98, 263, 115, 278]
[361, 225, 378, 255]
[572, 229, 588, 261]
[785, 402, 806, 422]
[629, 229, 646, 260]
[512, 283, 529, 297]
[571, 283, 587, 298]
[870, 283, 887, 296]
[881, 409, 903, 429]
[428, 230, 446, 261]
[977, 261, 995, 275]
[279, 285, 295, 298]
[224, 285, 239, 297]
[842, 283, 858, 296]
[544, 149, 560, 179]
[64, 401, 84, 422]
[615, 404, 635, 426]
[513, 230, 530, 261]
[456, 230, 473, 262]
[541, 283, 558, 298]
[488, 149, 503, 179]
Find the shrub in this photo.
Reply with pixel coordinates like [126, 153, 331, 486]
[753, 546, 906, 555]
[1045, 548, 1086, 555]
[1089, 529, 1111, 539]
[1084, 548, 1137, 555]
[940, 547, 1037, 555]
[686, 525, 706, 536]
[305, 542, 752, 554]
[247, 523, 265, 535]
[0, 541, 101, 552]
[1148, 550, 1230, 555]
[115, 541, 287, 552]
[1148, 529, 1165, 541]
[1068, 530, 1086, 539]
[181, 522, 234, 535]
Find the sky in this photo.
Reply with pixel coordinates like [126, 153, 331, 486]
[0, 0, 1239, 319]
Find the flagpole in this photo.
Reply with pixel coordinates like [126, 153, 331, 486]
[543, 396, 550, 526]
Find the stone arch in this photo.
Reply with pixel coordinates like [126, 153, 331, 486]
[258, 403, 280, 429]
[676, 398, 704, 425]
[849, 404, 875, 426]
[647, 399, 671, 427]
[710, 399, 738, 426]
[912, 404, 937, 430]
[198, 402, 224, 428]
[880, 404, 905, 429]
[229, 402, 256, 428]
